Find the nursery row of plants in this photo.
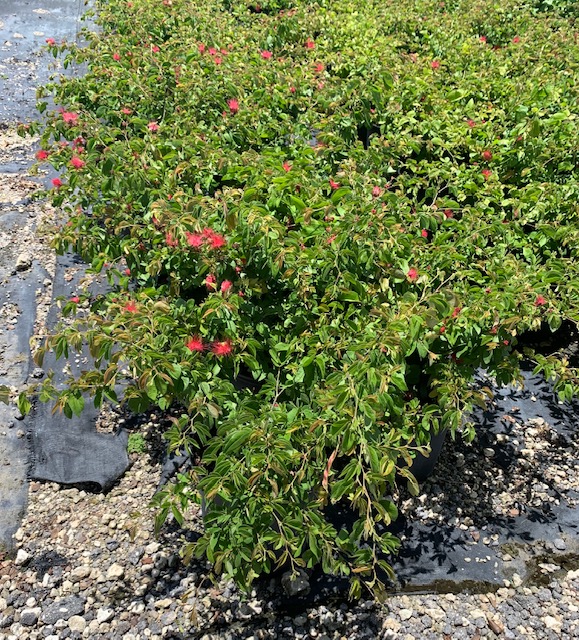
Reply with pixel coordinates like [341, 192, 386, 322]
[20, 0, 579, 596]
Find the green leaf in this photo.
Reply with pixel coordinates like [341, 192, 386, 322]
[0, 385, 10, 405]
[68, 394, 85, 417]
[17, 392, 31, 417]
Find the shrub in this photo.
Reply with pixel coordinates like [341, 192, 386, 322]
[23, 0, 579, 597]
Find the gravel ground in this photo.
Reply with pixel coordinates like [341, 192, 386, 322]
[0, 409, 578, 640]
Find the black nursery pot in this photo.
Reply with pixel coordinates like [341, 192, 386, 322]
[408, 429, 448, 482]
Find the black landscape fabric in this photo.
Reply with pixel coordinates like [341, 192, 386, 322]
[26, 253, 129, 491]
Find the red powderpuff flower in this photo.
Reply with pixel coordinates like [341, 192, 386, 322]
[62, 112, 78, 124]
[535, 295, 547, 307]
[512, 36, 520, 44]
[185, 232, 203, 248]
[260, 50, 273, 59]
[148, 121, 159, 132]
[282, 161, 291, 172]
[482, 150, 493, 162]
[289, 86, 296, 93]
[51, 177, 63, 188]
[407, 267, 419, 282]
[481, 168, 492, 180]
[36, 150, 49, 161]
[372, 186, 382, 198]
[220, 280, 232, 293]
[227, 99, 239, 114]
[70, 296, 80, 304]
[70, 156, 85, 169]
[124, 268, 131, 276]
[431, 60, 440, 69]
[165, 232, 178, 247]
[46, 38, 56, 46]
[305, 39, 315, 49]
[329, 178, 340, 190]
[421, 229, 429, 238]
[212, 340, 233, 356]
[314, 62, 324, 73]
[204, 273, 217, 289]
[113, 52, 121, 61]
[198, 43, 206, 53]
[208, 233, 226, 250]
[124, 301, 138, 313]
[186, 336, 204, 352]
[452, 306, 461, 318]
[439, 325, 446, 334]
[479, 36, 487, 43]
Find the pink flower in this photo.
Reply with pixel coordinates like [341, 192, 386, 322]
[282, 161, 291, 172]
[70, 156, 85, 169]
[113, 52, 121, 61]
[165, 232, 178, 247]
[452, 306, 461, 318]
[444, 209, 454, 219]
[329, 178, 340, 190]
[440, 325, 446, 334]
[305, 39, 315, 49]
[70, 296, 80, 304]
[212, 340, 232, 356]
[186, 336, 204, 352]
[204, 273, 217, 289]
[124, 268, 131, 276]
[421, 229, 428, 238]
[227, 98, 239, 114]
[208, 233, 226, 249]
[372, 186, 382, 197]
[260, 50, 272, 59]
[289, 86, 296, 93]
[208, 47, 217, 56]
[198, 43, 206, 53]
[185, 232, 203, 248]
[220, 280, 232, 293]
[121, 107, 132, 115]
[62, 112, 78, 124]
[407, 267, 419, 282]
[534, 295, 547, 307]
[152, 45, 160, 53]
[431, 60, 440, 69]
[46, 38, 56, 46]
[467, 119, 476, 128]
[214, 56, 222, 65]
[512, 36, 520, 44]
[36, 150, 49, 161]
[480, 36, 487, 43]
[482, 150, 493, 161]
[51, 178, 63, 188]
[481, 168, 492, 180]
[314, 63, 324, 73]
[124, 301, 138, 313]
[148, 121, 159, 132]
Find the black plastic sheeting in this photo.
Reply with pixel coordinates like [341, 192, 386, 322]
[25, 253, 129, 491]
